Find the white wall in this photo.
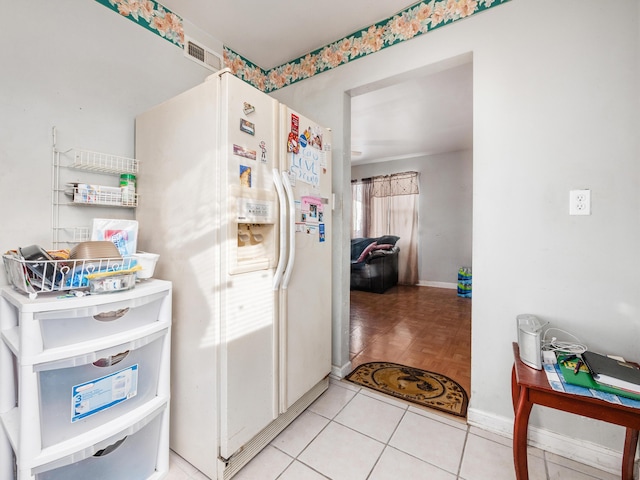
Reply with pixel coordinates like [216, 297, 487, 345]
[272, 0, 640, 468]
[351, 150, 473, 286]
[0, 1, 212, 272]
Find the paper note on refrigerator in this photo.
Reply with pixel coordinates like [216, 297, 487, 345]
[301, 196, 323, 223]
[290, 145, 320, 186]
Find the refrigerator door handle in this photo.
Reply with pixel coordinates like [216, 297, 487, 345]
[281, 172, 296, 290]
[273, 169, 287, 290]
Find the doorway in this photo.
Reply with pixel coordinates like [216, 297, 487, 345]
[347, 58, 473, 395]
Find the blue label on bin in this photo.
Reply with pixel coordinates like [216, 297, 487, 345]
[71, 364, 138, 422]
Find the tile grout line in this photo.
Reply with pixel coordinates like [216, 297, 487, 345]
[456, 425, 471, 479]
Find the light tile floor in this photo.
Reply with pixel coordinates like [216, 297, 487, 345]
[167, 379, 619, 480]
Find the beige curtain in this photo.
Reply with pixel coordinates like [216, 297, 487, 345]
[367, 172, 420, 285]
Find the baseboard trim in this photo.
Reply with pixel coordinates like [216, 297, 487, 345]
[417, 281, 457, 289]
[467, 407, 626, 476]
[331, 361, 352, 379]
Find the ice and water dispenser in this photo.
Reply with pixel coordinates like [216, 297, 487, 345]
[227, 184, 277, 274]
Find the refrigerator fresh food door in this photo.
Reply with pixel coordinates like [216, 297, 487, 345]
[278, 106, 332, 412]
[218, 72, 280, 460]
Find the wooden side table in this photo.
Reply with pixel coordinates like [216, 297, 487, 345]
[511, 342, 640, 479]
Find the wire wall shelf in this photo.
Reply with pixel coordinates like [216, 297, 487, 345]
[52, 227, 91, 244]
[51, 127, 138, 248]
[64, 148, 138, 174]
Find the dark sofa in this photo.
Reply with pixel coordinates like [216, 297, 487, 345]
[350, 236, 400, 293]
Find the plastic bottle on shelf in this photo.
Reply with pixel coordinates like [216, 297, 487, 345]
[120, 174, 136, 206]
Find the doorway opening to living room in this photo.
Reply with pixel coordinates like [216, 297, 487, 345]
[347, 58, 473, 399]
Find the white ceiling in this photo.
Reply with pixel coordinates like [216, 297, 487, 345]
[351, 62, 473, 165]
[160, 0, 472, 165]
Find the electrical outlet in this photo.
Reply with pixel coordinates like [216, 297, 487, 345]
[569, 189, 591, 215]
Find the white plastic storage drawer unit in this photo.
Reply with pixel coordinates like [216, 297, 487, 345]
[0, 279, 172, 480]
[33, 404, 165, 480]
[36, 290, 168, 349]
[36, 329, 167, 447]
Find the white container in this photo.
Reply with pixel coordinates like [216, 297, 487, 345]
[35, 330, 166, 447]
[35, 290, 168, 349]
[132, 252, 159, 279]
[34, 407, 163, 480]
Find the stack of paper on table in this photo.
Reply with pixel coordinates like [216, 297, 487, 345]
[582, 351, 640, 395]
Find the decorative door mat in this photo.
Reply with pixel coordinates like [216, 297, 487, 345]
[346, 362, 468, 417]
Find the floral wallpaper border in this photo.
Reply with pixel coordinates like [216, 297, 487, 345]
[95, 0, 184, 47]
[96, 0, 510, 92]
[225, 0, 510, 93]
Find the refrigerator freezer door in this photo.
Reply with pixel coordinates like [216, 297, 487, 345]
[136, 72, 281, 474]
[218, 73, 280, 459]
[279, 106, 332, 411]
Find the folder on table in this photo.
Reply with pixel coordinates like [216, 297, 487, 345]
[557, 354, 640, 401]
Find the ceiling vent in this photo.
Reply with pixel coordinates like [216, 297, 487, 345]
[184, 37, 223, 72]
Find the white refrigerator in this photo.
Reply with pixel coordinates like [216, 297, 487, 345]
[134, 70, 332, 479]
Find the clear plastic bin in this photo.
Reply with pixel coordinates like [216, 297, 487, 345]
[36, 330, 166, 447]
[88, 272, 136, 294]
[34, 407, 163, 480]
[35, 290, 168, 349]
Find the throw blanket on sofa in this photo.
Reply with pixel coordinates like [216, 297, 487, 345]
[351, 236, 400, 262]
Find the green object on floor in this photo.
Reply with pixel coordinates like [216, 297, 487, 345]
[457, 267, 472, 298]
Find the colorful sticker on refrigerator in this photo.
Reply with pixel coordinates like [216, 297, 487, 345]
[71, 364, 138, 422]
[240, 165, 251, 187]
[259, 140, 267, 163]
[243, 102, 255, 115]
[234, 144, 256, 161]
[319, 223, 325, 242]
[301, 126, 323, 150]
[240, 119, 255, 135]
[287, 131, 299, 154]
[288, 113, 300, 153]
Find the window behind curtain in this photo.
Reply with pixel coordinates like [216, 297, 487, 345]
[351, 172, 419, 285]
[351, 179, 372, 239]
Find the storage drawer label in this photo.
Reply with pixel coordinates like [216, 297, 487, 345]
[71, 364, 138, 422]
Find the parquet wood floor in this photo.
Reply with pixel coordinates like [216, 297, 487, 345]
[349, 285, 471, 396]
